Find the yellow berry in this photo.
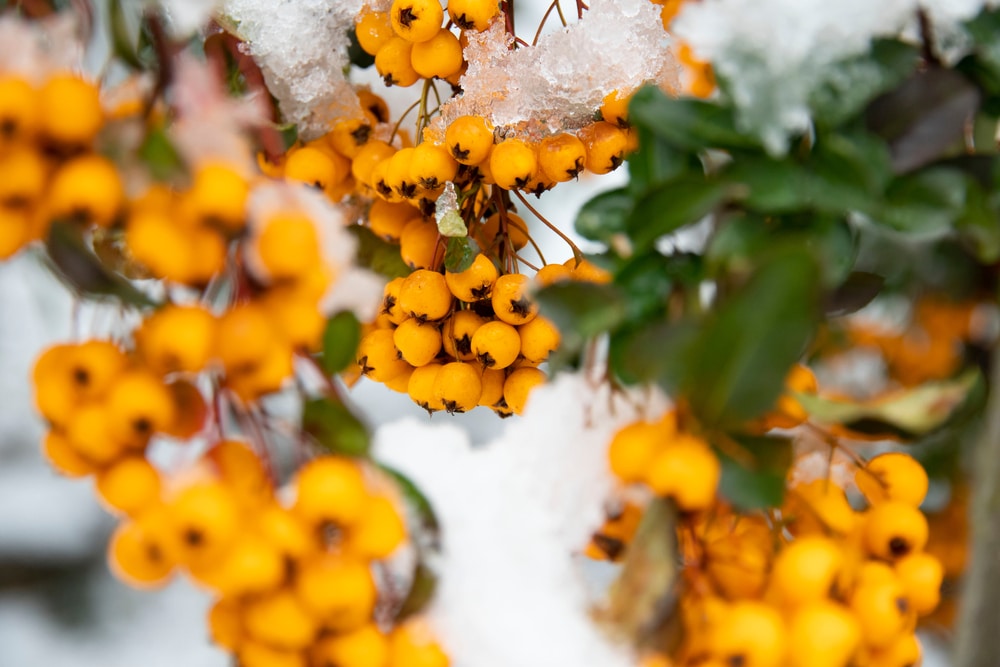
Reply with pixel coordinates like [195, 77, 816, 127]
[471, 320, 521, 370]
[47, 155, 124, 227]
[491, 273, 538, 325]
[862, 501, 929, 561]
[445, 115, 493, 165]
[399, 269, 453, 321]
[433, 361, 483, 413]
[490, 138, 538, 191]
[293, 456, 370, 528]
[448, 0, 500, 31]
[518, 316, 560, 364]
[356, 8, 395, 55]
[38, 74, 103, 147]
[95, 456, 162, 516]
[411, 28, 464, 79]
[785, 601, 860, 667]
[391, 0, 444, 43]
[376, 37, 420, 87]
[577, 121, 629, 174]
[394, 317, 443, 366]
[856, 453, 929, 508]
[503, 366, 546, 416]
[441, 309, 488, 361]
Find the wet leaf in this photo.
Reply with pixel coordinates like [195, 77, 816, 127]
[575, 187, 632, 243]
[321, 311, 362, 375]
[626, 177, 731, 250]
[716, 434, 793, 510]
[629, 86, 759, 151]
[443, 236, 478, 273]
[348, 225, 412, 279]
[301, 397, 370, 457]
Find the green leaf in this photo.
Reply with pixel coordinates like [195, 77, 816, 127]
[347, 225, 412, 279]
[874, 167, 969, 236]
[347, 27, 376, 69]
[809, 39, 919, 127]
[865, 67, 981, 174]
[575, 187, 632, 243]
[614, 252, 696, 323]
[685, 250, 821, 425]
[394, 561, 438, 621]
[626, 177, 731, 250]
[45, 222, 158, 307]
[609, 319, 700, 388]
[443, 236, 479, 273]
[794, 369, 981, 438]
[321, 311, 362, 375]
[824, 271, 884, 316]
[956, 178, 1000, 263]
[109, 0, 144, 70]
[629, 86, 759, 151]
[716, 434, 793, 510]
[626, 125, 696, 195]
[139, 125, 184, 182]
[536, 281, 628, 369]
[301, 397, 370, 457]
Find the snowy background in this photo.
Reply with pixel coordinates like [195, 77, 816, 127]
[0, 0, 980, 664]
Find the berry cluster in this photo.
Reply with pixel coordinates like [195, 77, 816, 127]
[0, 72, 119, 258]
[356, 253, 612, 415]
[602, 373, 944, 667]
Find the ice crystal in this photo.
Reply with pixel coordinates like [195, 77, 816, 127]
[426, 0, 677, 142]
[435, 182, 465, 237]
[223, 0, 366, 140]
[0, 14, 84, 83]
[673, 0, 995, 153]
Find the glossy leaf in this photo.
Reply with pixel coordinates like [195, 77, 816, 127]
[684, 250, 821, 425]
[444, 236, 479, 273]
[716, 434, 793, 510]
[875, 167, 969, 236]
[347, 225, 412, 279]
[626, 177, 731, 250]
[321, 311, 362, 375]
[301, 397, 370, 457]
[139, 125, 184, 182]
[626, 125, 696, 195]
[629, 86, 759, 151]
[575, 187, 632, 242]
[824, 271, 884, 316]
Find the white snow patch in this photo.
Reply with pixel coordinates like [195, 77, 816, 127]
[375, 372, 649, 667]
[223, 0, 366, 140]
[673, 0, 995, 153]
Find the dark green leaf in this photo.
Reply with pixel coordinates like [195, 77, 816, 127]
[824, 271, 884, 316]
[685, 250, 821, 425]
[874, 167, 969, 236]
[536, 281, 628, 369]
[45, 222, 158, 307]
[347, 27, 376, 69]
[614, 252, 694, 323]
[609, 319, 700, 388]
[347, 225, 412, 279]
[575, 187, 632, 242]
[109, 0, 144, 70]
[626, 177, 731, 250]
[629, 86, 759, 151]
[279, 123, 299, 152]
[443, 236, 479, 273]
[626, 125, 696, 195]
[321, 311, 362, 375]
[394, 562, 438, 621]
[810, 39, 919, 126]
[716, 434, 792, 510]
[139, 125, 184, 182]
[956, 178, 1000, 262]
[865, 67, 981, 174]
[301, 397, 370, 457]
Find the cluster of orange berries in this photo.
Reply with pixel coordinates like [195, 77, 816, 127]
[0, 71, 121, 258]
[602, 380, 943, 666]
[355, 254, 613, 416]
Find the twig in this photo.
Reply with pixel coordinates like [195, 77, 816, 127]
[511, 189, 584, 262]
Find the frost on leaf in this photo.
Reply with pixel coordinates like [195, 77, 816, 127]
[435, 183, 466, 238]
[672, 0, 993, 154]
[426, 0, 678, 142]
[223, 0, 366, 140]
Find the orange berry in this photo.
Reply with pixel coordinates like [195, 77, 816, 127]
[295, 554, 378, 630]
[239, 641, 307, 667]
[254, 213, 322, 281]
[190, 532, 286, 597]
[517, 316, 560, 364]
[785, 601, 860, 667]
[769, 536, 844, 608]
[47, 155, 124, 228]
[577, 121, 629, 174]
[188, 162, 248, 233]
[358, 328, 413, 383]
[471, 320, 521, 370]
[65, 402, 127, 466]
[445, 253, 498, 302]
[400, 217, 442, 269]
[243, 589, 318, 650]
[537, 133, 587, 182]
[347, 495, 408, 559]
[491, 273, 537, 325]
[894, 552, 943, 615]
[0, 76, 38, 144]
[137, 304, 217, 375]
[391, 0, 443, 43]
[608, 420, 666, 484]
[107, 506, 178, 588]
[445, 115, 493, 165]
[710, 601, 786, 667]
[856, 453, 929, 508]
[448, 0, 500, 31]
[357, 8, 395, 55]
[490, 138, 538, 191]
[411, 28, 464, 79]
[95, 456, 162, 516]
[376, 37, 420, 87]
[38, 74, 103, 146]
[645, 434, 720, 511]
[502, 366, 546, 416]
[105, 370, 176, 450]
[293, 456, 370, 528]
[0, 147, 47, 208]
[312, 624, 389, 667]
[433, 361, 483, 413]
[441, 309, 488, 361]
[862, 501, 929, 561]
[408, 362, 446, 412]
[394, 318, 443, 366]
[41, 429, 97, 477]
[399, 269, 453, 321]
[207, 598, 243, 652]
[168, 481, 242, 567]
[388, 621, 450, 667]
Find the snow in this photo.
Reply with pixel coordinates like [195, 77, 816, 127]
[426, 0, 677, 142]
[222, 0, 366, 140]
[673, 0, 994, 154]
[375, 372, 654, 667]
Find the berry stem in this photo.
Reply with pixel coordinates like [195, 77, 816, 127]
[511, 189, 584, 263]
[532, 0, 568, 46]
